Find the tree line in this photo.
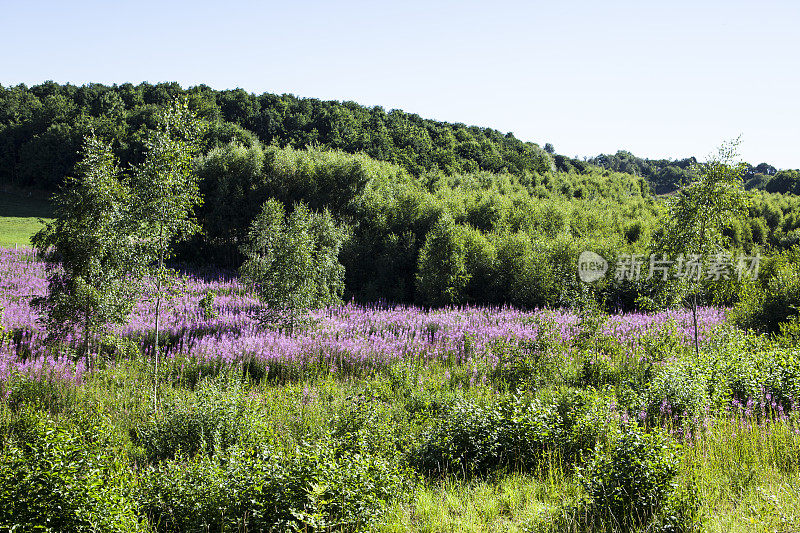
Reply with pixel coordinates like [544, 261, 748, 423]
[0, 81, 554, 190]
[588, 150, 799, 195]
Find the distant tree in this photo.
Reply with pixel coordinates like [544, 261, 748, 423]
[766, 169, 800, 195]
[239, 199, 346, 332]
[544, 143, 555, 154]
[32, 136, 142, 366]
[657, 138, 750, 355]
[128, 98, 205, 405]
[194, 141, 266, 264]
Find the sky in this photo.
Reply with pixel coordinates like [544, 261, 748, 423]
[1, 0, 798, 168]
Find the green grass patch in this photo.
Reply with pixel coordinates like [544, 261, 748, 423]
[0, 187, 52, 247]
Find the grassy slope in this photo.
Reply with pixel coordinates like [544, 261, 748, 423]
[0, 188, 52, 247]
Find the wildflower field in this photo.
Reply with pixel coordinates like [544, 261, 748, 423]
[2, 246, 800, 532]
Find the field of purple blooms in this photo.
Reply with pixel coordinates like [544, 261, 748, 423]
[3, 245, 800, 532]
[0, 246, 728, 384]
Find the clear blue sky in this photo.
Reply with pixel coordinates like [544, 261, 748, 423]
[1, 0, 798, 168]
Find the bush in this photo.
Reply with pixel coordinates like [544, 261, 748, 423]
[330, 392, 414, 460]
[699, 331, 800, 413]
[137, 440, 412, 532]
[415, 215, 470, 306]
[98, 332, 142, 362]
[0, 412, 145, 532]
[644, 362, 709, 428]
[489, 337, 566, 391]
[732, 247, 800, 333]
[130, 378, 262, 463]
[413, 390, 607, 478]
[576, 425, 698, 532]
[3, 371, 76, 414]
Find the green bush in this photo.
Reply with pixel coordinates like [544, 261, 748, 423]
[645, 362, 709, 427]
[198, 289, 217, 320]
[130, 378, 262, 463]
[0, 412, 145, 532]
[413, 390, 607, 478]
[699, 331, 800, 412]
[330, 392, 415, 460]
[3, 371, 76, 414]
[415, 215, 470, 306]
[489, 337, 566, 391]
[576, 425, 698, 532]
[732, 247, 800, 333]
[137, 440, 412, 532]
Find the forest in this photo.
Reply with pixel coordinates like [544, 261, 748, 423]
[1, 85, 800, 532]
[2, 82, 800, 308]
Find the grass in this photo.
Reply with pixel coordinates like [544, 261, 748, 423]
[380, 473, 576, 533]
[0, 187, 52, 248]
[686, 416, 800, 533]
[3, 354, 798, 532]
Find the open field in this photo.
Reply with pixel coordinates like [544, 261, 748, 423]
[0, 188, 52, 248]
[2, 247, 800, 532]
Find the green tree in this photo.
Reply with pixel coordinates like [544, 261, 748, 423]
[657, 139, 750, 355]
[32, 135, 141, 366]
[239, 199, 346, 332]
[416, 215, 470, 306]
[129, 98, 205, 405]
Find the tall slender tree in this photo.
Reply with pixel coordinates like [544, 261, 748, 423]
[129, 98, 205, 406]
[657, 138, 750, 356]
[32, 135, 142, 367]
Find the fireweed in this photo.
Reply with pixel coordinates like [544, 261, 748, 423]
[0, 247, 727, 386]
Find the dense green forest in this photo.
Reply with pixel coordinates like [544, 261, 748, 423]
[2, 82, 800, 310]
[0, 81, 556, 188]
[3, 82, 798, 195]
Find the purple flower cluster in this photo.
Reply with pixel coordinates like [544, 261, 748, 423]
[0, 247, 728, 383]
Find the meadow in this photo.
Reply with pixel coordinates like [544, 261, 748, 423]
[0, 188, 51, 248]
[2, 247, 800, 532]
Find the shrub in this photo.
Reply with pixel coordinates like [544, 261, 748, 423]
[699, 331, 800, 413]
[198, 289, 217, 320]
[576, 425, 698, 532]
[490, 338, 564, 391]
[492, 314, 570, 390]
[3, 371, 76, 414]
[98, 332, 142, 362]
[413, 396, 504, 477]
[330, 392, 414, 460]
[413, 390, 607, 478]
[777, 314, 800, 348]
[415, 215, 470, 306]
[644, 362, 709, 428]
[137, 440, 412, 532]
[130, 378, 261, 463]
[0, 412, 145, 532]
[732, 247, 800, 333]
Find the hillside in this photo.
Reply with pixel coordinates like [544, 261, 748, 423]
[3, 82, 796, 197]
[0, 81, 555, 189]
[588, 150, 800, 195]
